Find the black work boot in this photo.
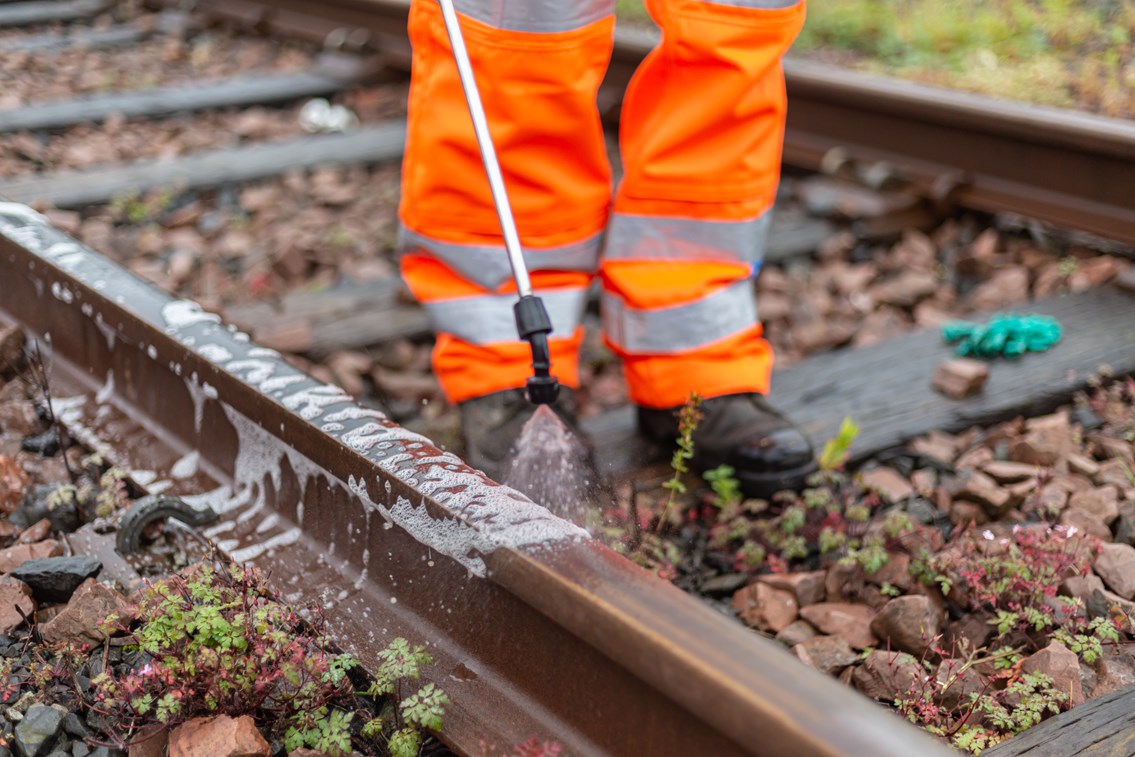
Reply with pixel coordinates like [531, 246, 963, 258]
[638, 393, 817, 498]
[458, 387, 581, 481]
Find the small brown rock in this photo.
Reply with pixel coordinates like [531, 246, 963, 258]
[1011, 413, 1074, 467]
[0, 327, 27, 381]
[860, 467, 914, 503]
[732, 582, 798, 633]
[1096, 460, 1135, 490]
[954, 445, 994, 470]
[1032, 486, 1070, 518]
[1060, 573, 1106, 601]
[870, 270, 939, 308]
[968, 266, 1029, 310]
[866, 552, 912, 592]
[775, 619, 817, 648]
[1115, 266, 1135, 294]
[169, 715, 270, 757]
[1021, 641, 1084, 707]
[824, 562, 866, 602]
[956, 470, 1011, 515]
[869, 595, 942, 656]
[911, 431, 959, 465]
[950, 500, 990, 527]
[0, 580, 34, 635]
[756, 570, 826, 607]
[1067, 453, 1101, 478]
[16, 519, 51, 545]
[935, 658, 987, 710]
[1068, 486, 1120, 525]
[1094, 543, 1135, 599]
[799, 602, 877, 649]
[792, 635, 859, 675]
[128, 726, 169, 757]
[0, 454, 29, 512]
[1058, 507, 1112, 541]
[931, 358, 989, 400]
[981, 461, 1040, 484]
[0, 541, 62, 574]
[1116, 504, 1135, 548]
[944, 612, 995, 651]
[1090, 648, 1135, 698]
[40, 578, 130, 645]
[853, 650, 923, 701]
[1091, 433, 1134, 464]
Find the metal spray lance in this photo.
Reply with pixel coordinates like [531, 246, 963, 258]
[434, 0, 559, 406]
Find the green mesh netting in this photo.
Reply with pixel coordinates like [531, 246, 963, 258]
[941, 314, 1062, 359]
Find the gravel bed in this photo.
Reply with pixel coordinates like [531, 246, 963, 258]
[0, 83, 409, 177]
[0, 16, 316, 108]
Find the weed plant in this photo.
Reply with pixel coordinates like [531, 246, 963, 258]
[89, 562, 447, 755]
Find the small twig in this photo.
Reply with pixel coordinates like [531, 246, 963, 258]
[24, 340, 77, 483]
[15, 605, 41, 645]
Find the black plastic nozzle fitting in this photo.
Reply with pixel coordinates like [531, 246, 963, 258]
[514, 294, 560, 405]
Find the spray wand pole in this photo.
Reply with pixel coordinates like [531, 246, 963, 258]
[435, 0, 559, 405]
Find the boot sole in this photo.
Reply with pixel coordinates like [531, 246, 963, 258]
[735, 459, 820, 499]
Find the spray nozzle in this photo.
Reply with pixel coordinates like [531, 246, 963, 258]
[514, 294, 559, 406]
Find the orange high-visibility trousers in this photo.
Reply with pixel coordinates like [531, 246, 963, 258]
[399, 0, 805, 408]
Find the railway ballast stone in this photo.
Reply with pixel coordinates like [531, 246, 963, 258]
[1010, 413, 1074, 467]
[775, 620, 817, 647]
[980, 461, 1039, 484]
[14, 704, 64, 757]
[0, 579, 34, 635]
[852, 650, 922, 701]
[1021, 642, 1084, 707]
[1116, 265, 1135, 294]
[934, 658, 986, 710]
[731, 582, 798, 632]
[798, 602, 877, 649]
[865, 552, 912, 592]
[168, 715, 270, 757]
[792, 635, 858, 675]
[0, 542, 62, 574]
[1067, 486, 1120, 525]
[41, 578, 129, 644]
[931, 358, 988, 400]
[755, 569, 826, 606]
[870, 595, 942, 656]
[1115, 505, 1135, 547]
[1060, 573, 1106, 601]
[0, 326, 27, 381]
[1059, 507, 1111, 540]
[860, 466, 914, 503]
[1093, 543, 1135, 599]
[967, 266, 1029, 311]
[1090, 648, 1135, 698]
[0, 456, 30, 513]
[11, 556, 101, 604]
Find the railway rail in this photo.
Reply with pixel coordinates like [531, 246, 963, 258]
[2, 2, 1134, 755]
[0, 205, 951, 755]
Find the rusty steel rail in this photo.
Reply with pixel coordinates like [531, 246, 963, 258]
[161, 0, 1135, 245]
[0, 206, 950, 754]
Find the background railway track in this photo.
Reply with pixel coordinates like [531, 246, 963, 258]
[1, 1, 1134, 755]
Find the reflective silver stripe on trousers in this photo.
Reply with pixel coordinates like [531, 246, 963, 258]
[399, 225, 601, 290]
[603, 211, 772, 268]
[454, 0, 614, 32]
[602, 279, 758, 355]
[424, 287, 587, 345]
[697, 0, 802, 9]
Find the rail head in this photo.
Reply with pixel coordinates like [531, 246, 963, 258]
[0, 202, 950, 755]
